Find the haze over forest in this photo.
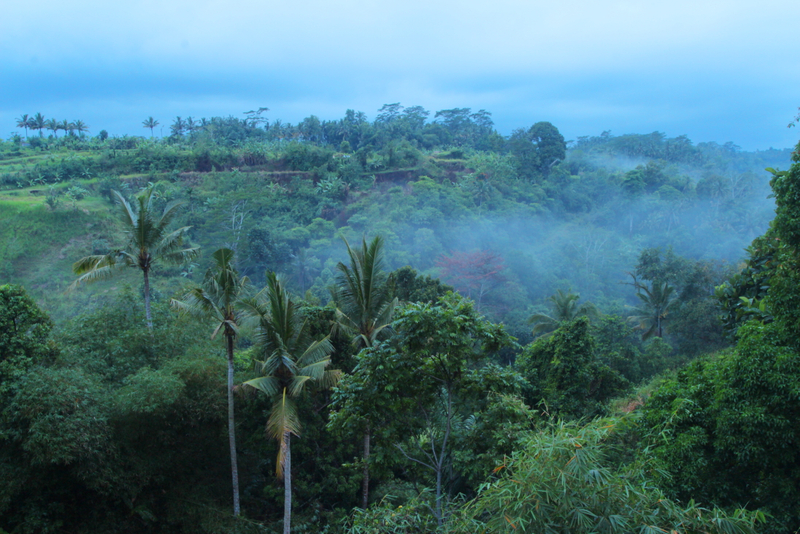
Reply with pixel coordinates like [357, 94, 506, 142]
[2, 100, 800, 533]
[4, 1, 800, 533]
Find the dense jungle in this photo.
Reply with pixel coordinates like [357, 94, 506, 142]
[1, 105, 799, 534]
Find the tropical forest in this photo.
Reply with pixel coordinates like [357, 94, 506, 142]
[1, 106, 799, 534]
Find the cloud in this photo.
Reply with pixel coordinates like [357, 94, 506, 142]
[3, 0, 800, 149]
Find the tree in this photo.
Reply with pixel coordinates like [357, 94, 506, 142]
[0, 285, 52, 382]
[171, 248, 248, 516]
[643, 321, 800, 534]
[170, 116, 185, 138]
[15, 114, 30, 139]
[517, 318, 628, 419]
[436, 250, 505, 311]
[73, 120, 89, 136]
[142, 116, 159, 137]
[332, 235, 398, 508]
[45, 118, 59, 138]
[626, 274, 677, 340]
[58, 119, 70, 137]
[509, 121, 566, 179]
[243, 272, 340, 534]
[335, 294, 513, 526]
[70, 187, 198, 328]
[450, 420, 762, 534]
[640, 140, 800, 534]
[528, 289, 598, 338]
[30, 113, 46, 137]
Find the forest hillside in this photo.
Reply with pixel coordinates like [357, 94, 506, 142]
[1, 107, 798, 534]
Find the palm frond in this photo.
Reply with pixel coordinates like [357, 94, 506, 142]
[158, 199, 187, 230]
[243, 376, 280, 397]
[318, 369, 342, 390]
[72, 253, 117, 275]
[296, 336, 334, 369]
[296, 359, 331, 382]
[160, 246, 200, 265]
[289, 375, 312, 396]
[112, 190, 137, 228]
[267, 389, 301, 478]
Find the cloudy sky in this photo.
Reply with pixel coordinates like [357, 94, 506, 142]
[3, 0, 799, 150]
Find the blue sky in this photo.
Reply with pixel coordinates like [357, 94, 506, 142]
[3, 0, 799, 150]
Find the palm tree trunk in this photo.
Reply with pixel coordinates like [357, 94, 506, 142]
[227, 334, 241, 516]
[435, 389, 453, 527]
[361, 425, 370, 508]
[283, 432, 292, 534]
[143, 269, 153, 329]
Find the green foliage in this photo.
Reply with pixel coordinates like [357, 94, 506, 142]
[390, 266, 453, 304]
[715, 238, 775, 338]
[70, 186, 198, 327]
[0, 284, 53, 380]
[517, 318, 629, 419]
[344, 492, 442, 533]
[330, 293, 521, 523]
[643, 321, 800, 534]
[449, 419, 763, 534]
[333, 236, 398, 349]
[528, 289, 598, 338]
[764, 154, 800, 334]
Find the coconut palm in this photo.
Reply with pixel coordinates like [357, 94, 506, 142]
[58, 119, 70, 137]
[626, 274, 677, 340]
[333, 236, 397, 348]
[171, 247, 248, 516]
[528, 289, 598, 338]
[332, 235, 397, 508]
[70, 187, 198, 328]
[170, 116, 185, 138]
[142, 116, 159, 137]
[243, 272, 340, 534]
[45, 118, 59, 138]
[16, 114, 30, 138]
[73, 120, 89, 136]
[31, 113, 46, 137]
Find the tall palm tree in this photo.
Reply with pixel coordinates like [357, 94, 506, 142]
[171, 248, 248, 516]
[45, 118, 59, 138]
[31, 113, 46, 137]
[70, 187, 198, 328]
[626, 274, 677, 340]
[170, 116, 185, 138]
[16, 114, 30, 138]
[332, 235, 397, 508]
[142, 117, 159, 137]
[243, 272, 340, 534]
[58, 119, 70, 137]
[528, 289, 598, 338]
[73, 120, 89, 136]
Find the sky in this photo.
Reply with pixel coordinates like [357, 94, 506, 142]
[2, 0, 799, 151]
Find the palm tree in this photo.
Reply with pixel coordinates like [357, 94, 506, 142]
[70, 187, 198, 328]
[243, 272, 340, 534]
[171, 248, 248, 516]
[170, 116, 185, 138]
[31, 113, 46, 137]
[73, 120, 89, 136]
[58, 119, 70, 137]
[332, 235, 397, 508]
[528, 289, 599, 338]
[16, 114, 30, 138]
[143, 116, 159, 137]
[185, 116, 197, 136]
[626, 274, 677, 340]
[45, 118, 59, 138]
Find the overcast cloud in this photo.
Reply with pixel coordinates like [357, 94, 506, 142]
[3, 0, 799, 150]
